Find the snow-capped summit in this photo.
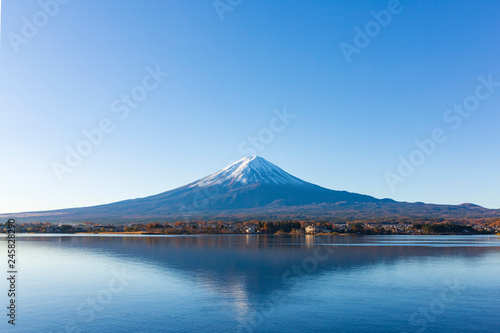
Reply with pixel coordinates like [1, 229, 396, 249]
[190, 156, 310, 188]
[6, 155, 494, 224]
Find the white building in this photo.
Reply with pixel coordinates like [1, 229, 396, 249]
[305, 225, 319, 234]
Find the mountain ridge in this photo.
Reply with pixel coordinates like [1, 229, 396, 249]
[2, 156, 499, 223]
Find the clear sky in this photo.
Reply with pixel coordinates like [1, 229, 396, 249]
[1, 0, 500, 213]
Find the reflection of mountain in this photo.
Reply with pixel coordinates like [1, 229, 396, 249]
[5, 157, 500, 223]
[26, 235, 500, 305]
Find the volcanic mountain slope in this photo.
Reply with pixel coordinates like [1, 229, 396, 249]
[4, 156, 500, 223]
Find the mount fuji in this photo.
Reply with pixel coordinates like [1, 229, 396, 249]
[4, 156, 500, 223]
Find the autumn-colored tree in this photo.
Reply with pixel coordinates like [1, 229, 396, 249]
[146, 223, 163, 231]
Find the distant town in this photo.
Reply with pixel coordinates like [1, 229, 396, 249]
[2, 220, 500, 235]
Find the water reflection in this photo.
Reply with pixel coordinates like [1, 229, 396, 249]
[16, 235, 500, 297]
[7, 235, 500, 333]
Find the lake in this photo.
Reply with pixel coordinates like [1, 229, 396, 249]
[1, 234, 500, 332]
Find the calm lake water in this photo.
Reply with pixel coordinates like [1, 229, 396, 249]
[1, 234, 500, 332]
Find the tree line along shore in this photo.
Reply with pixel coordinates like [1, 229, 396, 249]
[2, 220, 500, 235]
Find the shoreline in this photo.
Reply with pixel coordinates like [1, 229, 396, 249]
[9, 231, 500, 236]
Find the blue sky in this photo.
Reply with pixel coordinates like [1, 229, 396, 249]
[1, 0, 500, 213]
